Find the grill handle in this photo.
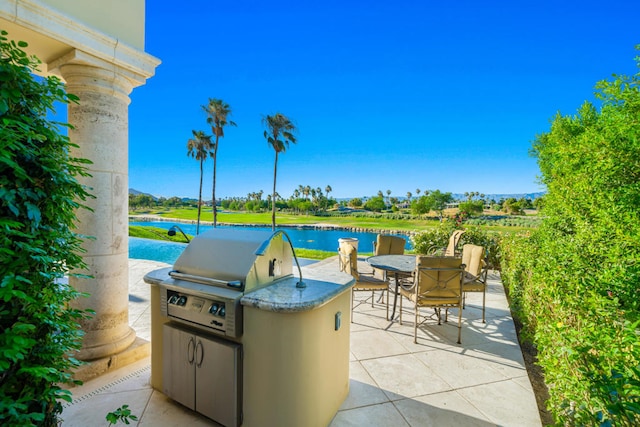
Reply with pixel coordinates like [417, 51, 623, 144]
[255, 230, 306, 288]
[195, 340, 204, 368]
[187, 337, 195, 365]
[168, 271, 243, 289]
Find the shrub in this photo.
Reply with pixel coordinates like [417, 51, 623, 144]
[411, 223, 501, 269]
[501, 50, 640, 425]
[0, 32, 93, 425]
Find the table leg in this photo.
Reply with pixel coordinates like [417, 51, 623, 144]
[389, 272, 400, 320]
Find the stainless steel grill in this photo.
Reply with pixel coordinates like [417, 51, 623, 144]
[159, 228, 294, 338]
[157, 228, 297, 427]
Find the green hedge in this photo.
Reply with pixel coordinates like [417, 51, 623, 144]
[501, 52, 640, 425]
[0, 32, 94, 425]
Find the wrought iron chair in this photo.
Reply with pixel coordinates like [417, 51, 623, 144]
[372, 234, 406, 280]
[428, 229, 465, 257]
[399, 256, 465, 344]
[460, 244, 489, 322]
[338, 243, 389, 322]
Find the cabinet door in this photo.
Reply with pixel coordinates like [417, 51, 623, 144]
[195, 335, 241, 427]
[162, 324, 196, 410]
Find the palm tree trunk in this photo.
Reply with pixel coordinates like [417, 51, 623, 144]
[197, 158, 203, 235]
[272, 151, 278, 231]
[212, 137, 219, 228]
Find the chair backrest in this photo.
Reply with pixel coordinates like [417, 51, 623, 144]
[338, 243, 360, 280]
[461, 244, 484, 278]
[444, 230, 465, 256]
[374, 234, 406, 256]
[414, 256, 463, 301]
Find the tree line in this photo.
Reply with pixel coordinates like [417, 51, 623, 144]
[129, 188, 537, 218]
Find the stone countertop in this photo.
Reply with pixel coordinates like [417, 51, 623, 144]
[143, 266, 172, 286]
[143, 261, 354, 313]
[241, 268, 353, 313]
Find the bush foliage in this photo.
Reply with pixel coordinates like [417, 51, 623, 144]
[410, 221, 502, 269]
[501, 50, 640, 425]
[0, 32, 93, 425]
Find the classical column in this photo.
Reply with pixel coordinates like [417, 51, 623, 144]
[58, 61, 136, 360]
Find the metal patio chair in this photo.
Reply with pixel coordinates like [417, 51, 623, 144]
[399, 256, 465, 344]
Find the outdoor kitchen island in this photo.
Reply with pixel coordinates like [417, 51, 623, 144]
[143, 229, 354, 427]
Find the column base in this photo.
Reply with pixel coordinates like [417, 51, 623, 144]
[76, 325, 137, 361]
[69, 336, 150, 385]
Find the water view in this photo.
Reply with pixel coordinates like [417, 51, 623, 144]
[129, 221, 411, 265]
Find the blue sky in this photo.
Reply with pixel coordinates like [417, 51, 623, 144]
[128, 0, 639, 200]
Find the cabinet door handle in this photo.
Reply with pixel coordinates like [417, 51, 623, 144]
[187, 337, 195, 365]
[196, 340, 204, 368]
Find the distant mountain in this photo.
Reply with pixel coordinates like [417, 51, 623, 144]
[128, 188, 158, 201]
[129, 188, 203, 204]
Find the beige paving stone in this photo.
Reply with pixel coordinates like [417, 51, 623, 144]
[339, 361, 390, 410]
[457, 380, 542, 426]
[393, 391, 497, 426]
[62, 388, 153, 427]
[138, 391, 215, 426]
[414, 347, 510, 389]
[350, 328, 410, 360]
[361, 353, 452, 400]
[330, 402, 410, 427]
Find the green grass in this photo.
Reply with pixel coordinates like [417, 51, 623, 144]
[132, 208, 441, 232]
[294, 248, 338, 260]
[130, 207, 538, 234]
[129, 225, 193, 243]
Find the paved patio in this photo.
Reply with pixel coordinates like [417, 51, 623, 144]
[61, 257, 542, 426]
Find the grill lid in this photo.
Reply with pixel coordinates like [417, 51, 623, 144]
[169, 228, 292, 291]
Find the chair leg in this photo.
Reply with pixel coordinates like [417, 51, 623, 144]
[351, 289, 354, 322]
[482, 288, 486, 323]
[457, 304, 462, 344]
[414, 305, 418, 344]
[385, 288, 389, 321]
[399, 293, 403, 325]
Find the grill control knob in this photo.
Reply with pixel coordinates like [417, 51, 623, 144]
[218, 306, 226, 317]
[177, 296, 187, 306]
[168, 295, 179, 304]
[209, 303, 219, 315]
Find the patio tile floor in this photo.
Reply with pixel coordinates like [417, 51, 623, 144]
[61, 257, 542, 426]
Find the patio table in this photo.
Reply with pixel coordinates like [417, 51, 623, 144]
[366, 254, 416, 320]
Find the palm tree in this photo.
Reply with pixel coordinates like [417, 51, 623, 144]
[186, 130, 212, 235]
[263, 113, 297, 230]
[202, 98, 236, 227]
[325, 185, 332, 210]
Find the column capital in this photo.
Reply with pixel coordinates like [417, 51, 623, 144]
[52, 50, 138, 103]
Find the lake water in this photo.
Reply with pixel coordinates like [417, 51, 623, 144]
[129, 221, 411, 265]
